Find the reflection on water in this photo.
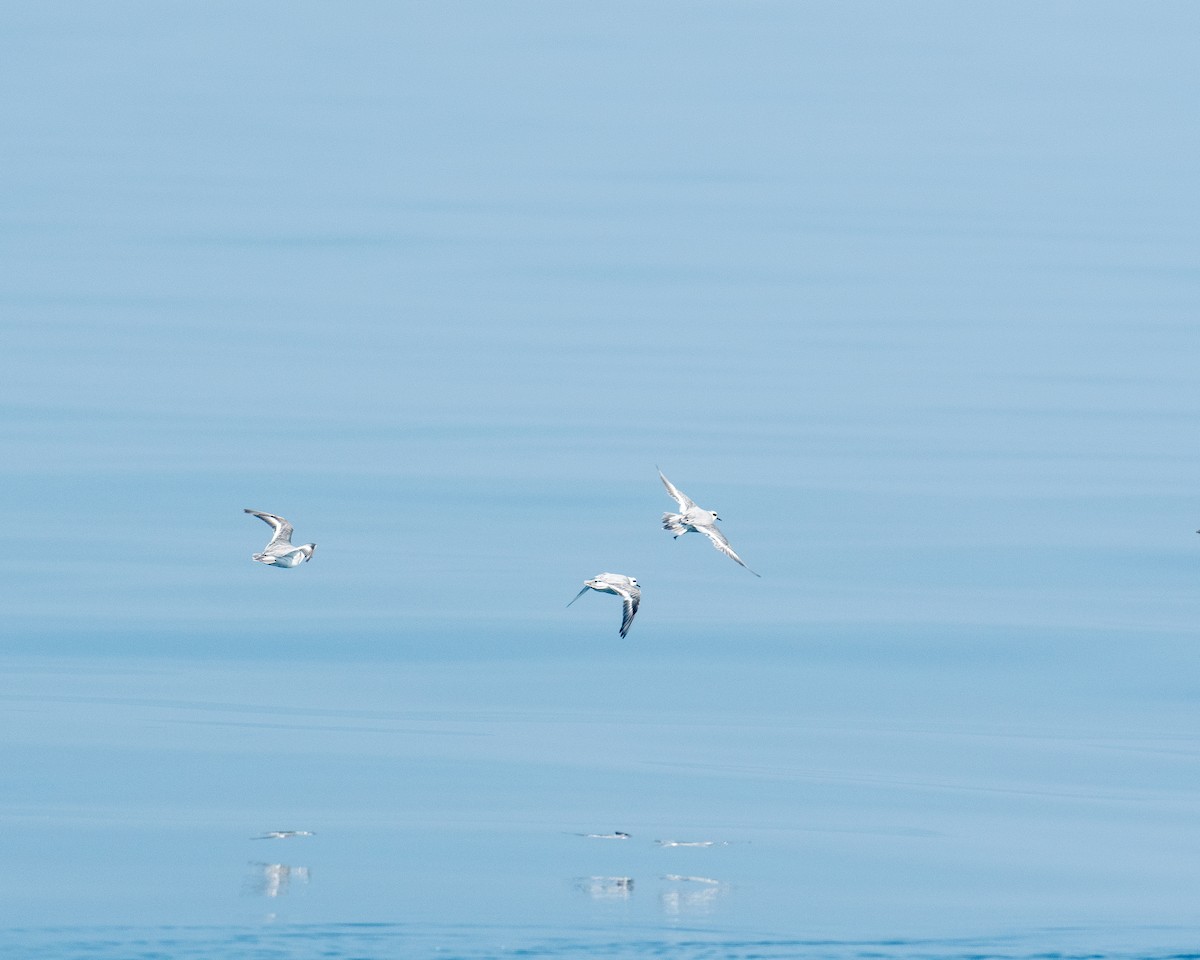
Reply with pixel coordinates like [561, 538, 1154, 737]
[245, 862, 310, 898]
[574, 873, 727, 915]
[659, 874, 726, 916]
[574, 876, 634, 900]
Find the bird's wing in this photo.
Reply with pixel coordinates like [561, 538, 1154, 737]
[244, 509, 294, 547]
[614, 583, 640, 638]
[657, 469, 695, 512]
[697, 523, 760, 576]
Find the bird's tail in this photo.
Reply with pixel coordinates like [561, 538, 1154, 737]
[252, 553, 277, 564]
[662, 513, 688, 537]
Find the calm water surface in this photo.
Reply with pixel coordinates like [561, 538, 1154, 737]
[2, 1, 1200, 957]
[3, 645, 1200, 955]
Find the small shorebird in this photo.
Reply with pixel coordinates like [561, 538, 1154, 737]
[251, 830, 316, 840]
[568, 573, 640, 638]
[657, 469, 758, 576]
[244, 509, 316, 568]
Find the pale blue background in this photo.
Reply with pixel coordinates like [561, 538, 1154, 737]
[2, 2, 1199, 957]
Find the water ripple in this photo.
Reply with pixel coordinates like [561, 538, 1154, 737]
[3, 926, 1199, 960]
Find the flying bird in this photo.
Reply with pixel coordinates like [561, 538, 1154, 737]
[568, 573, 641, 638]
[251, 830, 316, 840]
[654, 839, 731, 847]
[657, 469, 759, 576]
[243, 509, 316, 568]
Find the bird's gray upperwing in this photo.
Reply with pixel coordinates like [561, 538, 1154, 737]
[615, 584, 640, 638]
[657, 469, 696, 512]
[697, 522, 760, 576]
[244, 509, 294, 547]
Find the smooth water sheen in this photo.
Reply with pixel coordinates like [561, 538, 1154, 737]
[2, 1, 1199, 957]
[3, 649, 1200, 955]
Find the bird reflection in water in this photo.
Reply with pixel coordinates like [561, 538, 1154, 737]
[247, 862, 311, 898]
[574, 876, 634, 900]
[659, 874, 725, 915]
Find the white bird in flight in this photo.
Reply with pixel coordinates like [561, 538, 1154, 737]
[251, 830, 316, 840]
[567, 573, 641, 638]
[654, 839, 731, 847]
[244, 509, 316, 568]
[657, 469, 759, 576]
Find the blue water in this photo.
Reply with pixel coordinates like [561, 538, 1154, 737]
[3, 1, 1200, 956]
[4, 648, 1200, 954]
[8, 927, 1200, 960]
